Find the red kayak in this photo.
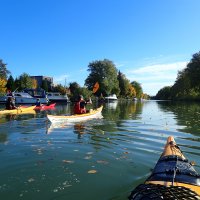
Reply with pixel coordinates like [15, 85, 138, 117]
[34, 103, 56, 110]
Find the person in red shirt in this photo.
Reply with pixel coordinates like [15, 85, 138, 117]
[74, 95, 92, 114]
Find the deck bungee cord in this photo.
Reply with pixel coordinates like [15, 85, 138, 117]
[129, 136, 200, 200]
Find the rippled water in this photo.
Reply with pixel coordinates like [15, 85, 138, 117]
[0, 101, 200, 200]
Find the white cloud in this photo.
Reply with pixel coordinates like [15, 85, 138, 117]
[79, 68, 87, 72]
[129, 62, 187, 74]
[115, 62, 126, 68]
[141, 82, 173, 96]
[126, 61, 187, 96]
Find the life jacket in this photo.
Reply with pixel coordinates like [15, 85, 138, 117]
[35, 101, 41, 107]
[74, 100, 86, 114]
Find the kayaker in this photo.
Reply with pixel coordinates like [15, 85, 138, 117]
[35, 98, 42, 107]
[5, 97, 17, 110]
[6, 89, 12, 96]
[74, 95, 92, 114]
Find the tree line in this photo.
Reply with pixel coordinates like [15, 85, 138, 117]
[0, 58, 149, 100]
[155, 51, 200, 101]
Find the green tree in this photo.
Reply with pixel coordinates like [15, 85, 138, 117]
[118, 71, 130, 97]
[156, 86, 172, 100]
[85, 59, 119, 96]
[142, 93, 150, 100]
[131, 81, 143, 99]
[69, 82, 92, 101]
[6, 75, 15, 91]
[69, 82, 81, 101]
[171, 69, 191, 99]
[169, 54, 200, 100]
[53, 84, 67, 95]
[79, 87, 93, 100]
[0, 59, 10, 80]
[69, 82, 80, 95]
[155, 51, 200, 101]
[186, 52, 200, 90]
[18, 73, 33, 90]
[14, 78, 21, 91]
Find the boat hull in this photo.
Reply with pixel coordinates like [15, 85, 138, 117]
[47, 92, 70, 103]
[104, 94, 118, 102]
[0, 106, 36, 115]
[34, 103, 56, 110]
[47, 106, 103, 123]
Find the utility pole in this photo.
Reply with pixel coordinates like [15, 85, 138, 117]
[65, 78, 66, 87]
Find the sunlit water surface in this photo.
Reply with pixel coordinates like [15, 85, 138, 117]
[0, 100, 200, 200]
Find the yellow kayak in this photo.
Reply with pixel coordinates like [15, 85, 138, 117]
[47, 106, 103, 123]
[129, 136, 200, 199]
[0, 106, 36, 115]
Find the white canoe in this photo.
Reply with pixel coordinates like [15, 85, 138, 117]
[47, 106, 103, 123]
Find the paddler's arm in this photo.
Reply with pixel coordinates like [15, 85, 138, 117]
[86, 97, 92, 104]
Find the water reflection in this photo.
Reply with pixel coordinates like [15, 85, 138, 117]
[102, 101, 144, 126]
[0, 111, 37, 123]
[105, 101, 118, 110]
[54, 103, 71, 114]
[73, 124, 85, 138]
[157, 101, 200, 135]
[0, 132, 7, 143]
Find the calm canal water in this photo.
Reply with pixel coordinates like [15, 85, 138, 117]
[0, 100, 200, 200]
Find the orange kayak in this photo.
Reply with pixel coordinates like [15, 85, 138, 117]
[129, 136, 200, 199]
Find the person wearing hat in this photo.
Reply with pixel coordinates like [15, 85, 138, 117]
[73, 95, 92, 114]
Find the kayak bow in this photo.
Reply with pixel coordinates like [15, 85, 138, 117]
[129, 136, 200, 199]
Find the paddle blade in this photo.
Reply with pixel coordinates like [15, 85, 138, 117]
[93, 82, 99, 93]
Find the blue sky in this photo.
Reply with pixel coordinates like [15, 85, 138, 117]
[1, 0, 200, 95]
